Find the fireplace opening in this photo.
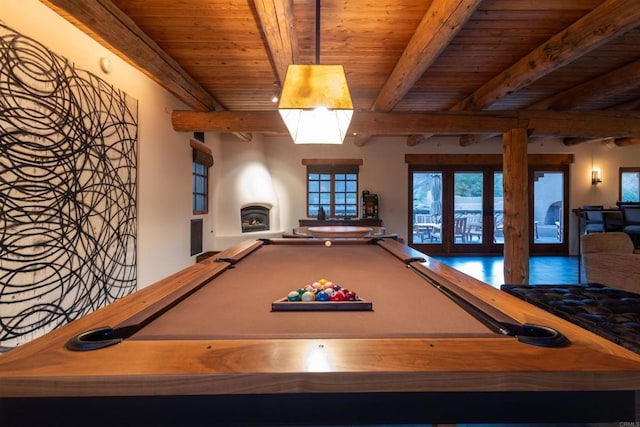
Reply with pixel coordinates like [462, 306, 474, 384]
[241, 205, 270, 233]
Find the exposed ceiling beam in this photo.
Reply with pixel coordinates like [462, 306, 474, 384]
[406, 135, 427, 146]
[615, 137, 640, 146]
[373, 0, 482, 112]
[253, 0, 299, 84]
[172, 110, 640, 138]
[530, 59, 640, 110]
[563, 136, 616, 146]
[40, 0, 222, 112]
[451, 0, 640, 112]
[353, 0, 481, 147]
[462, 60, 640, 147]
[457, 0, 640, 147]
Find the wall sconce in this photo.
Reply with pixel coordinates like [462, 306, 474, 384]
[591, 168, 602, 185]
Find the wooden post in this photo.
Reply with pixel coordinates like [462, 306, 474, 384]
[502, 128, 529, 285]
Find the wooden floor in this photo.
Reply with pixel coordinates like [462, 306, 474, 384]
[434, 255, 582, 288]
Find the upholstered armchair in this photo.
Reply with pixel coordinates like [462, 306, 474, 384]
[581, 232, 640, 294]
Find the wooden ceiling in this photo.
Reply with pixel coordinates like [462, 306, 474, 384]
[42, 0, 640, 145]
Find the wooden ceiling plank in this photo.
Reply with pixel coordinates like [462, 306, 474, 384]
[253, 0, 299, 83]
[40, 0, 223, 112]
[451, 0, 640, 112]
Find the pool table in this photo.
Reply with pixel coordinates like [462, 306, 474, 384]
[1, 238, 640, 426]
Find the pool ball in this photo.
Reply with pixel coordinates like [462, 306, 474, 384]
[324, 241, 332, 247]
[318, 279, 328, 286]
[287, 291, 301, 301]
[344, 291, 357, 301]
[316, 291, 330, 301]
[301, 291, 316, 302]
[330, 290, 345, 301]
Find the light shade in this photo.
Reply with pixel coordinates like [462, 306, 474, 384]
[591, 168, 602, 185]
[278, 64, 353, 144]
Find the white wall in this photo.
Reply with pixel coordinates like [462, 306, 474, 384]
[2, 0, 200, 288]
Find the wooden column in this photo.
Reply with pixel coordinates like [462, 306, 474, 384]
[502, 128, 529, 285]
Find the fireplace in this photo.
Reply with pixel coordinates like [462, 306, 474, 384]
[241, 205, 270, 233]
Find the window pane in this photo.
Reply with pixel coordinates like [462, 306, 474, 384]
[308, 194, 319, 204]
[319, 181, 331, 192]
[454, 172, 483, 245]
[533, 171, 564, 244]
[320, 194, 331, 204]
[335, 194, 345, 204]
[195, 177, 204, 193]
[196, 197, 205, 212]
[346, 181, 357, 192]
[309, 181, 319, 192]
[621, 171, 640, 202]
[335, 181, 345, 192]
[412, 172, 442, 244]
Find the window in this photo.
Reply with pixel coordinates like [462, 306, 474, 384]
[304, 160, 361, 218]
[193, 162, 208, 214]
[620, 167, 640, 202]
[191, 138, 213, 214]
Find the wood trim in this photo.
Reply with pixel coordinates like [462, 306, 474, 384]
[190, 139, 212, 155]
[405, 154, 573, 166]
[302, 158, 364, 166]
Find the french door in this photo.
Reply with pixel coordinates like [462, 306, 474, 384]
[409, 164, 568, 255]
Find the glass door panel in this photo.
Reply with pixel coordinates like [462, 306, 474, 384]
[493, 172, 504, 244]
[533, 171, 564, 245]
[453, 172, 483, 245]
[411, 172, 442, 245]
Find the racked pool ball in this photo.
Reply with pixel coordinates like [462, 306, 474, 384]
[330, 290, 345, 301]
[316, 290, 330, 301]
[344, 291, 357, 301]
[301, 291, 316, 302]
[287, 291, 301, 301]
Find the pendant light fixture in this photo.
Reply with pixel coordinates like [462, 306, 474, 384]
[278, 0, 353, 144]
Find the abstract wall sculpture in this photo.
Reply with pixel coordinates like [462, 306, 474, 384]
[0, 24, 138, 349]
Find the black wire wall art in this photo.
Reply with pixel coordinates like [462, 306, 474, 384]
[0, 23, 138, 348]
